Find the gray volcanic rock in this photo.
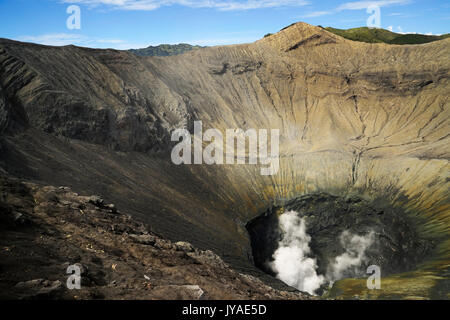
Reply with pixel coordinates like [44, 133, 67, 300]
[0, 22, 449, 299]
[247, 193, 436, 281]
[0, 176, 309, 300]
[129, 43, 204, 57]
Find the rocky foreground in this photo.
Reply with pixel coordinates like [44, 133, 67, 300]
[0, 175, 309, 300]
[0, 22, 449, 299]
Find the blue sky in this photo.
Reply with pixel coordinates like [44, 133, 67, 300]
[0, 0, 449, 49]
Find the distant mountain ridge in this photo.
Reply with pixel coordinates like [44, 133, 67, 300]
[323, 26, 450, 45]
[0, 22, 449, 299]
[128, 26, 448, 56]
[129, 43, 204, 56]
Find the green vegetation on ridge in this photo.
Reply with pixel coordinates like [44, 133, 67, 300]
[128, 25, 449, 57]
[323, 26, 450, 45]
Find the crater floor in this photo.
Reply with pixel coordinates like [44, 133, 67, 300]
[0, 22, 449, 299]
[247, 193, 436, 296]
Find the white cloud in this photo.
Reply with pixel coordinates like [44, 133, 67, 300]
[16, 32, 259, 49]
[301, 11, 332, 18]
[18, 33, 87, 46]
[60, 0, 309, 11]
[336, 0, 412, 11]
[17, 33, 147, 49]
[392, 26, 442, 35]
[339, 17, 366, 23]
[301, 0, 412, 18]
[387, 11, 416, 17]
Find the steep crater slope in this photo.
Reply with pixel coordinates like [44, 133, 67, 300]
[0, 23, 449, 298]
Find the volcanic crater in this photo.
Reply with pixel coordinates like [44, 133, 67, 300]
[0, 22, 449, 299]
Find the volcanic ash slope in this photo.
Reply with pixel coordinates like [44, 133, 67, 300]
[0, 22, 449, 299]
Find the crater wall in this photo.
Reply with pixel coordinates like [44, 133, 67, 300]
[0, 23, 448, 298]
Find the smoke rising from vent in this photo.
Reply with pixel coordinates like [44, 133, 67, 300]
[269, 210, 375, 295]
[269, 211, 325, 295]
[327, 230, 375, 281]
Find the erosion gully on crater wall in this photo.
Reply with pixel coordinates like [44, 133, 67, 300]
[0, 22, 449, 299]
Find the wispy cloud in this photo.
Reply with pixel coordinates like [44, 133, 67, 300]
[387, 11, 416, 18]
[388, 26, 442, 35]
[336, 0, 412, 11]
[60, 0, 309, 11]
[301, 11, 332, 18]
[301, 0, 412, 18]
[339, 17, 366, 23]
[18, 33, 86, 46]
[17, 33, 147, 49]
[16, 32, 258, 48]
[182, 29, 263, 45]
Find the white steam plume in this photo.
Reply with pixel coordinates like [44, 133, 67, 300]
[269, 210, 376, 295]
[327, 230, 375, 281]
[269, 210, 325, 295]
